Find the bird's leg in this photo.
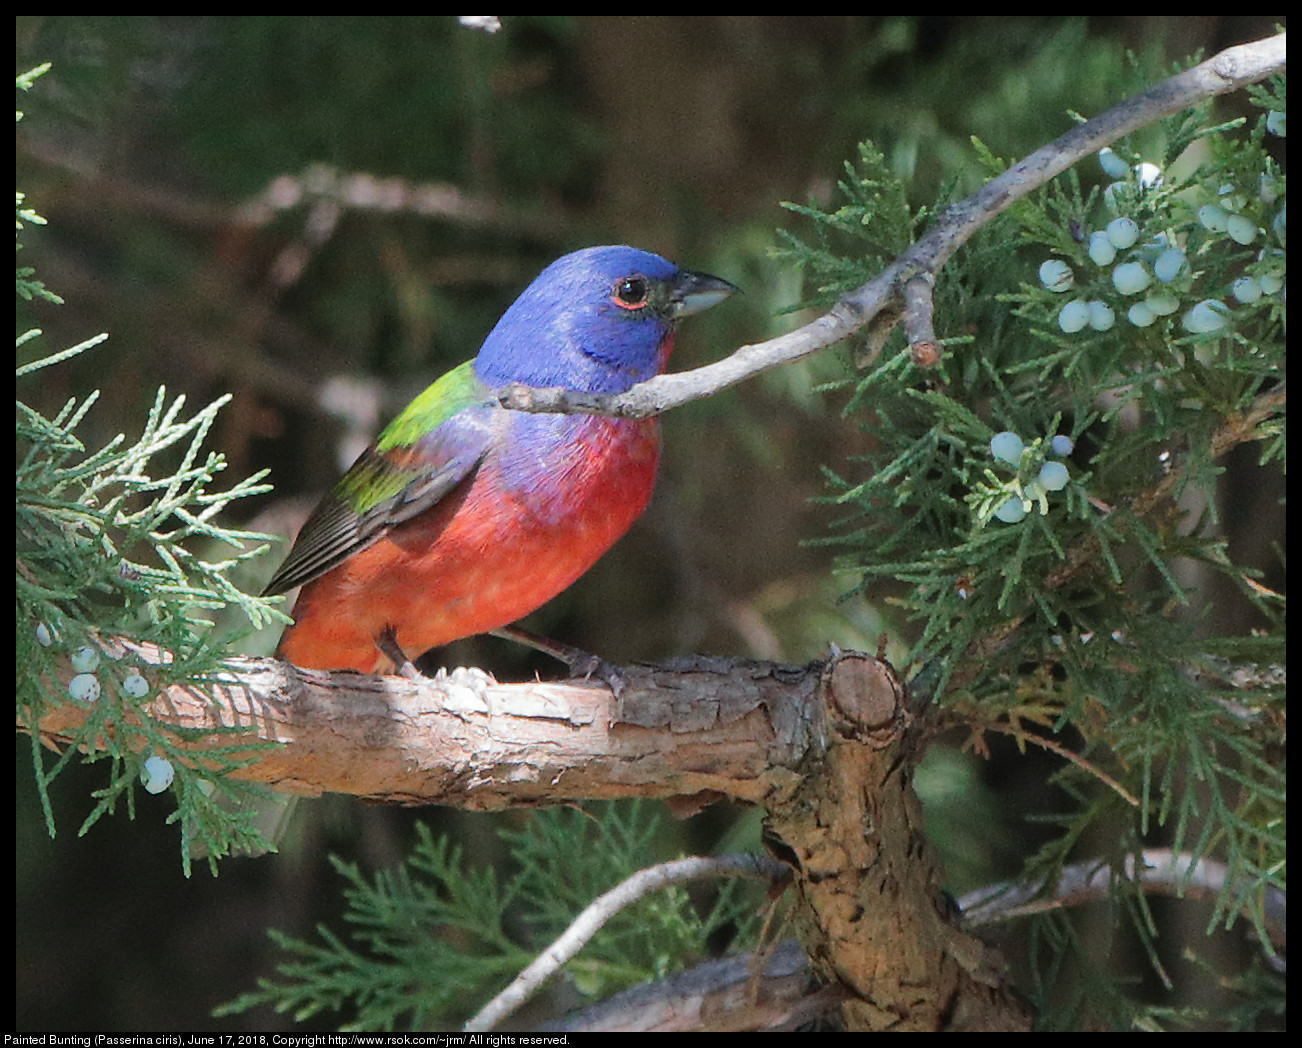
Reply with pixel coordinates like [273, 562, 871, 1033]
[490, 624, 627, 696]
[376, 624, 498, 696]
[375, 624, 423, 680]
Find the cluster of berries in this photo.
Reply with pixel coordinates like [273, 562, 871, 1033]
[1037, 122, 1285, 339]
[988, 431, 1073, 524]
[37, 622, 172, 793]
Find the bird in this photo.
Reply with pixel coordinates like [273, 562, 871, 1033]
[263, 245, 737, 675]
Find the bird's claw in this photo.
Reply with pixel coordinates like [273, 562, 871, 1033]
[568, 652, 628, 698]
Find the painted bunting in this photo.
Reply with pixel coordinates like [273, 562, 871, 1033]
[263, 246, 736, 674]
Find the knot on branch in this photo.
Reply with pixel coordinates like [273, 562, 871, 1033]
[822, 651, 908, 746]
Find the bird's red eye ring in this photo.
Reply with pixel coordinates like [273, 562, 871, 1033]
[612, 275, 651, 310]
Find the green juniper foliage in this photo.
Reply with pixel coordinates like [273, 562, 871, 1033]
[16, 65, 287, 875]
[778, 74, 1284, 1028]
[215, 802, 764, 1030]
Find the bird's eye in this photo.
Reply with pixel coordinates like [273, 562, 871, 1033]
[612, 275, 651, 310]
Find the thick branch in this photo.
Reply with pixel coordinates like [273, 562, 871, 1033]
[764, 652, 1033, 1031]
[495, 34, 1285, 421]
[34, 649, 823, 808]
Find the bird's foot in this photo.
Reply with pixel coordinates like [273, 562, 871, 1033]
[375, 627, 499, 698]
[490, 624, 628, 697]
[432, 664, 498, 705]
[562, 650, 629, 698]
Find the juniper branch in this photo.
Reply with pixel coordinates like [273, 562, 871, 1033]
[494, 33, 1285, 420]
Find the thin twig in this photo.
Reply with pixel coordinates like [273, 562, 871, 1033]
[973, 719, 1140, 808]
[958, 848, 1287, 952]
[900, 271, 939, 366]
[464, 853, 789, 1032]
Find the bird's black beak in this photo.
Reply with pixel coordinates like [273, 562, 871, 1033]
[671, 269, 739, 318]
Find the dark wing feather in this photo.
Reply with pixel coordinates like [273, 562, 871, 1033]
[262, 400, 496, 596]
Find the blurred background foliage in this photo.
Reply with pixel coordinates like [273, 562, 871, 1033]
[15, 15, 1283, 1030]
